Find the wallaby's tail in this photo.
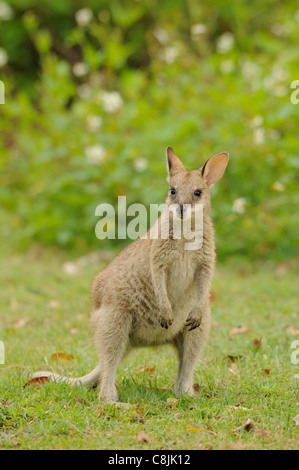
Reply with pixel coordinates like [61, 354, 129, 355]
[31, 364, 101, 387]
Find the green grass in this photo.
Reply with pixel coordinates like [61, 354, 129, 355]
[0, 246, 298, 450]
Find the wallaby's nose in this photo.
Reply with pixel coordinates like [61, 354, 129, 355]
[178, 205, 185, 219]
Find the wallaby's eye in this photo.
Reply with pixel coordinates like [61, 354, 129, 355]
[170, 188, 176, 195]
[194, 190, 202, 197]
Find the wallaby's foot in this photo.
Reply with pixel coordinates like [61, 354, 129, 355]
[175, 382, 195, 398]
[185, 314, 201, 332]
[99, 384, 118, 404]
[158, 313, 173, 329]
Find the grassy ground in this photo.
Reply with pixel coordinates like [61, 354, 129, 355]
[0, 246, 298, 450]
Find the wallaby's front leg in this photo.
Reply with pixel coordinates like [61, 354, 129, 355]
[185, 263, 213, 331]
[151, 249, 173, 329]
[175, 303, 211, 396]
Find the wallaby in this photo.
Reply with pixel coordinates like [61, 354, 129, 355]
[32, 147, 229, 404]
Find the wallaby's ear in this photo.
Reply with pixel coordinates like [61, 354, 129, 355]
[201, 152, 229, 188]
[166, 146, 185, 174]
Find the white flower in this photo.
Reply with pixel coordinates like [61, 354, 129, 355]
[162, 46, 179, 64]
[86, 115, 102, 132]
[219, 59, 234, 73]
[0, 1, 13, 20]
[216, 32, 234, 53]
[62, 262, 80, 276]
[72, 62, 89, 77]
[250, 115, 264, 128]
[85, 144, 106, 164]
[232, 198, 246, 214]
[253, 128, 265, 145]
[269, 129, 281, 140]
[153, 28, 169, 45]
[264, 65, 288, 96]
[241, 60, 260, 80]
[272, 65, 288, 82]
[191, 23, 207, 35]
[0, 47, 8, 67]
[270, 23, 285, 36]
[271, 181, 285, 192]
[273, 84, 288, 97]
[77, 84, 91, 100]
[133, 158, 148, 172]
[75, 8, 93, 27]
[102, 91, 123, 113]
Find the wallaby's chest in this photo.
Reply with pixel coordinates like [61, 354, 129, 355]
[167, 251, 201, 292]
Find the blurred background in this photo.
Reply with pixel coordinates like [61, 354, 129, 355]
[0, 0, 298, 261]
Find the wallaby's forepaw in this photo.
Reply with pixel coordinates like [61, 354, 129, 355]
[158, 314, 173, 329]
[185, 315, 201, 331]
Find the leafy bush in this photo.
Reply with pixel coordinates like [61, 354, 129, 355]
[0, 0, 298, 259]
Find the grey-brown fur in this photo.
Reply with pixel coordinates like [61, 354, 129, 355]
[33, 147, 229, 404]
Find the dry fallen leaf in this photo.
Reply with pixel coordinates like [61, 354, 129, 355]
[108, 401, 132, 409]
[226, 354, 244, 363]
[134, 406, 144, 414]
[256, 429, 272, 437]
[14, 318, 29, 329]
[228, 406, 249, 411]
[140, 366, 156, 373]
[97, 411, 113, 420]
[76, 398, 90, 406]
[166, 398, 178, 406]
[292, 414, 299, 426]
[130, 416, 146, 424]
[193, 382, 200, 392]
[186, 428, 205, 432]
[287, 326, 299, 336]
[274, 262, 288, 276]
[23, 376, 49, 388]
[231, 401, 245, 408]
[253, 338, 262, 348]
[62, 262, 80, 276]
[233, 418, 254, 434]
[50, 352, 74, 363]
[136, 430, 151, 443]
[229, 326, 249, 335]
[232, 443, 248, 450]
[229, 363, 238, 373]
[262, 368, 271, 377]
[244, 419, 254, 432]
[186, 427, 216, 435]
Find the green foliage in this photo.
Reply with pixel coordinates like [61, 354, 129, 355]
[0, 0, 298, 259]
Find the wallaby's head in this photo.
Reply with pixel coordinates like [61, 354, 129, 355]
[165, 147, 229, 218]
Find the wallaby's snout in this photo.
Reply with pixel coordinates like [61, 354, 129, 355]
[177, 204, 186, 219]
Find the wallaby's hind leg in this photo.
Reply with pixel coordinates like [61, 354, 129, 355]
[93, 306, 132, 403]
[174, 305, 211, 397]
